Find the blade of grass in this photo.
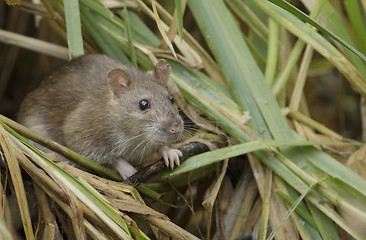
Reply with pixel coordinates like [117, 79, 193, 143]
[259, 167, 272, 240]
[0, 216, 13, 240]
[307, 200, 341, 240]
[288, 44, 314, 110]
[0, 29, 70, 60]
[63, 0, 84, 59]
[344, 0, 366, 54]
[0, 126, 34, 240]
[121, 5, 137, 66]
[151, 0, 177, 58]
[284, 108, 343, 140]
[264, 18, 280, 87]
[174, 0, 183, 42]
[165, 140, 360, 176]
[272, 39, 305, 96]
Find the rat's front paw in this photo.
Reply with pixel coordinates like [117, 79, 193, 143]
[158, 145, 183, 169]
[114, 160, 137, 180]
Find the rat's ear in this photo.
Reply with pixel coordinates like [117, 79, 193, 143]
[153, 59, 171, 86]
[108, 68, 130, 98]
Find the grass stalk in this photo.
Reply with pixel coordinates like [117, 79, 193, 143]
[258, 167, 272, 240]
[0, 126, 34, 240]
[289, 44, 314, 110]
[265, 18, 280, 87]
[284, 108, 343, 140]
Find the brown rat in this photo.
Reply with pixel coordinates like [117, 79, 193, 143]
[18, 54, 184, 179]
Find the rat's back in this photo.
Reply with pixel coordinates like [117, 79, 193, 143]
[17, 54, 123, 143]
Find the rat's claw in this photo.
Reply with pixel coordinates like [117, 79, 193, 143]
[159, 146, 182, 169]
[162, 151, 169, 167]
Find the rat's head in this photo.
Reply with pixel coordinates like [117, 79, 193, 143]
[107, 59, 183, 145]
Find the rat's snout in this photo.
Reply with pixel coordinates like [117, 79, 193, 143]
[155, 114, 183, 143]
[169, 121, 181, 134]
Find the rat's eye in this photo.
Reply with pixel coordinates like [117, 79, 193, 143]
[169, 95, 174, 104]
[139, 99, 150, 110]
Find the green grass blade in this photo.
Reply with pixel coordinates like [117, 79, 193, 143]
[63, 0, 84, 59]
[345, 0, 366, 54]
[264, 18, 279, 86]
[307, 200, 341, 240]
[80, 0, 114, 20]
[121, 6, 137, 66]
[166, 140, 360, 176]
[174, 0, 183, 42]
[268, 0, 366, 62]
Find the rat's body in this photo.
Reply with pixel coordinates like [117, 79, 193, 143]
[18, 54, 183, 179]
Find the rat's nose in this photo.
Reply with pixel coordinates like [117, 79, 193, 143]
[169, 122, 181, 134]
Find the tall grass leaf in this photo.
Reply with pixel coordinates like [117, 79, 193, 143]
[174, 0, 183, 42]
[152, 0, 177, 58]
[268, 0, 366, 62]
[166, 140, 359, 176]
[307, 200, 341, 240]
[121, 5, 137, 66]
[0, 216, 13, 240]
[344, 0, 366, 54]
[264, 18, 279, 86]
[63, 0, 84, 59]
[0, 126, 34, 240]
[79, 0, 114, 20]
